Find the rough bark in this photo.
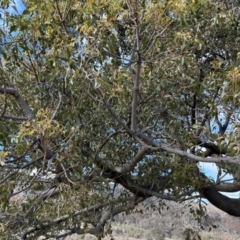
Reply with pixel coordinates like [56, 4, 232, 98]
[202, 185, 240, 217]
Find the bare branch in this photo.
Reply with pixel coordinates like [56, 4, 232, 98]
[159, 144, 240, 164]
[1, 115, 29, 120]
[131, 9, 141, 131]
[113, 147, 151, 173]
[133, 131, 240, 165]
[215, 183, 240, 192]
[61, 163, 75, 185]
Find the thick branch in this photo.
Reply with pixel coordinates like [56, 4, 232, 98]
[215, 183, 240, 192]
[197, 141, 227, 155]
[202, 185, 240, 217]
[134, 131, 240, 164]
[102, 99, 240, 165]
[112, 147, 151, 173]
[0, 87, 34, 119]
[94, 199, 143, 234]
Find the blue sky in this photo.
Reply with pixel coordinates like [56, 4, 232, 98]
[199, 162, 240, 198]
[11, 0, 25, 14]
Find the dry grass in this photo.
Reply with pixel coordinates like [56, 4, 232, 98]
[66, 200, 240, 240]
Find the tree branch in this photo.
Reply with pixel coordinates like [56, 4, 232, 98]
[112, 147, 151, 173]
[0, 87, 34, 119]
[102, 99, 240, 165]
[215, 110, 231, 135]
[21, 196, 137, 239]
[50, 90, 63, 120]
[202, 185, 240, 217]
[214, 183, 240, 192]
[0, 156, 43, 185]
[131, 7, 141, 131]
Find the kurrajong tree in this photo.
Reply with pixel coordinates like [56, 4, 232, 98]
[1, 0, 240, 239]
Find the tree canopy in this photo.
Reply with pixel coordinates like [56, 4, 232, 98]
[1, 0, 240, 239]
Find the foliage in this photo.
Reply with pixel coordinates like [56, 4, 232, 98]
[0, 0, 240, 239]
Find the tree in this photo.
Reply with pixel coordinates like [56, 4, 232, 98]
[0, 0, 240, 238]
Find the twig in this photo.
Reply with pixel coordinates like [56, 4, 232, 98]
[54, 0, 69, 34]
[61, 163, 75, 185]
[0, 157, 43, 185]
[51, 90, 63, 120]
